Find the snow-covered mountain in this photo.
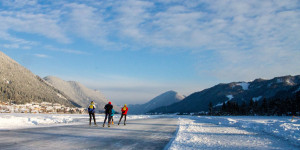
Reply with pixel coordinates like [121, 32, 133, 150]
[0, 51, 75, 107]
[129, 90, 185, 114]
[44, 76, 120, 111]
[150, 75, 300, 113]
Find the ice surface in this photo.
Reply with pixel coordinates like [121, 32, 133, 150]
[1, 114, 299, 149]
[0, 117, 177, 150]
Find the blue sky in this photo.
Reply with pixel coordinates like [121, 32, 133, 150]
[1, 0, 300, 104]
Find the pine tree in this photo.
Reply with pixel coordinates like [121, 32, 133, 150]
[240, 101, 247, 115]
[249, 99, 254, 115]
[221, 102, 226, 114]
[209, 102, 213, 115]
[261, 98, 268, 115]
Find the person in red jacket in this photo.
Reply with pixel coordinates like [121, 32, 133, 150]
[118, 104, 128, 125]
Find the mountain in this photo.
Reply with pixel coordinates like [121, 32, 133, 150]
[150, 75, 300, 113]
[129, 90, 185, 114]
[44, 76, 120, 112]
[0, 51, 76, 107]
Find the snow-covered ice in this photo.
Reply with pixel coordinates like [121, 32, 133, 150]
[168, 116, 300, 149]
[1, 114, 299, 149]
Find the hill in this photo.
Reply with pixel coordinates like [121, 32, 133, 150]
[129, 90, 185, 114]
[0, 51, 76, 107]
[44, 76, 120, 112]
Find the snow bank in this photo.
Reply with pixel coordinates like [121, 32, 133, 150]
[168, 116, 300, 149]
[0, 114, 159, 130]
[168, 117, 261, 150]
[202, 116, 300, 146]
[0, 114, 88, 130]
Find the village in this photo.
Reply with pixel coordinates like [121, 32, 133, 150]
[0, 101, 86, 114]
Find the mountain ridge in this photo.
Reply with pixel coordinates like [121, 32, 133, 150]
[129, 90, 185, 114]
[149, 75, 300, 113]
[44, 76, 121, 112]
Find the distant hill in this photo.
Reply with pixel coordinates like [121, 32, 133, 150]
[0, 51, 76, 107]
[44, 76, 121, 112]
[129, 90, 185, 114]
[150, 75, 300, 113]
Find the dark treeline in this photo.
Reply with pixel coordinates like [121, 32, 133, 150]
[209, 91, 300, 116]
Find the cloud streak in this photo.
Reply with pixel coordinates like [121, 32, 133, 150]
[34, 54, 49, 58]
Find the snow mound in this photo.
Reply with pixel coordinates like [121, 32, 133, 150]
[0, 114, 161, 130]
[168, 116, 300, 149]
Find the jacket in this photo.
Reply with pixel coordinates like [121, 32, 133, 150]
[111, 109, 115, 116]
[88, 104, 96, 113]
[121, 106, 128, 115]
[104, 104, 113, 114]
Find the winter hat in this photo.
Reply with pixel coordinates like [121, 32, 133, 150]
[109, 102, 111, 104]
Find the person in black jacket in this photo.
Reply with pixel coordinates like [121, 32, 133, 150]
[103, 101, 113, 127]
[88, 101, 97, 126]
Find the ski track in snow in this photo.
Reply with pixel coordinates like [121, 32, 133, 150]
[168, 116, 300, 150]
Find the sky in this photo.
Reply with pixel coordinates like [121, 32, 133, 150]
[1, 0, 300, 105]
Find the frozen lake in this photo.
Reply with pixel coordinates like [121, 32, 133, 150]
[0, 114, 299, 149]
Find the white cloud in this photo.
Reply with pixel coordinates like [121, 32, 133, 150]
[0, 2, 70, 48]
[1, 0, 299, 82]
[44, 45, 89, 55]
[2, 0, 37, 8]
[34, 54, 49, 58]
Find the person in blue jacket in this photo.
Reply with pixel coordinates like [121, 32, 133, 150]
[88, 101, 97, 126]
[110, 108, 115, 125]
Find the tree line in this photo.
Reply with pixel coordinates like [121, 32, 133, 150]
[209, 91, 300, 116]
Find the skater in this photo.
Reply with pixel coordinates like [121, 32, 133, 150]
[88, 101, 97, 126]
[110, 108, 115, 125]
[118, 104, 128, 125]
[103, 101, 113, 127]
